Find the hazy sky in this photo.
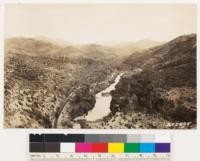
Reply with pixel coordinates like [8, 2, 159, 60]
[5, 4, 197, 43]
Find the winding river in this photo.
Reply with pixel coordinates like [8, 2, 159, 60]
[84, 73, 124, 121]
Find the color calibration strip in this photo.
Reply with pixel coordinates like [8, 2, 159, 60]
[30, 153, 170, 161]
[29, 134, 170, 153]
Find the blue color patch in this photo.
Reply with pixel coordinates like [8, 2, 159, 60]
[140, 143, 155, 153]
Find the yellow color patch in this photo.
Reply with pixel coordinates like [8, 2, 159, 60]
[108, 143, 124, 153]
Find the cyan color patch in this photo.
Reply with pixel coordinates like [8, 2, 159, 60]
[140, 143, 155, 153]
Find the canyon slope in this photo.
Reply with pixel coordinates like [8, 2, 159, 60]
[4, 34, 196, 129]
[106, 34, 196, 129]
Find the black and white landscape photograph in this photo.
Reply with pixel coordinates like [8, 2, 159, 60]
[4, 4, 197, 129]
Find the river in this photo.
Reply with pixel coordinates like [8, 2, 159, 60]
[74, 73, 123, 122]
[85, 73, 123, 121]
[84, 68, 144, 121]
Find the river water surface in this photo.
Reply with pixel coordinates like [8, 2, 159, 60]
[84, 73, 124, 121]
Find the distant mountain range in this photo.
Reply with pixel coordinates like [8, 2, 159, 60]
[101, 39, 164, 49]
[5, 37, 163, 58]
[5, 34, 196, 88]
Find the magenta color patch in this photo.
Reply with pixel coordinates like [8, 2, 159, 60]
[75, 143, 92, 152]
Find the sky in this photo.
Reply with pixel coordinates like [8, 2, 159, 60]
[5, 4, 197, 43]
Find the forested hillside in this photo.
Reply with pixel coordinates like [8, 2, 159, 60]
[4, 38, 120, 128]
[109, 34, 196, 128]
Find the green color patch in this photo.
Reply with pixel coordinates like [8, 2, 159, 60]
[124, 143, 140, 153]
